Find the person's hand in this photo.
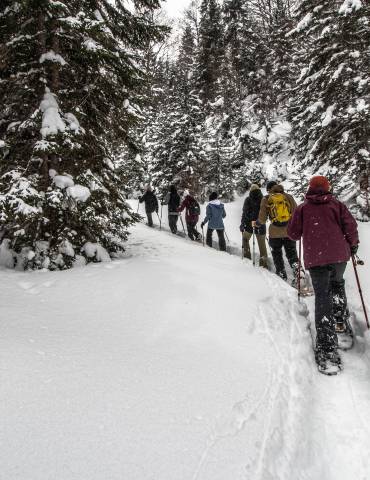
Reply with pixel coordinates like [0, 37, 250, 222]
[350, 244, 359, 255]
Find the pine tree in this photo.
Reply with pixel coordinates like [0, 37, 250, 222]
[289, 0, 370, 219]
[149, 25, 206, 196]
[0, 0, 164, 269]
[197, 0, 224, 103]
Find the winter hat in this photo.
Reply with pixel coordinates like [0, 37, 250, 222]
[266, 180, 277, 192]
[209, 192, 218, 201]
[309, 176, 330, 192]
[249, 184, 260, 192]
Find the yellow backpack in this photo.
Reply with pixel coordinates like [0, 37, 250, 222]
[268, 193, 291, 225]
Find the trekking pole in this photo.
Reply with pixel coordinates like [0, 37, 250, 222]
[252, 227, 256, 267]
[351, 254, 369, 329]
[241, 233, 244, 259]
[298, 239, 302, 301]
[156, 211, 161, 229]
[201, 226, 205, 246]
[179, 215, 186, 235]
[224, 230, 230, 243]
[159, 204, 163, 230]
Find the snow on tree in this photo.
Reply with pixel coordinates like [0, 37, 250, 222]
[0, 0, 165, 269]
[289, 0, 370, 220]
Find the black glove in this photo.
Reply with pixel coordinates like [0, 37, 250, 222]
[350, 244, 359, 255]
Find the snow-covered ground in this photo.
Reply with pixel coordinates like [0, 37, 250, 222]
[1, 197, 370, 480]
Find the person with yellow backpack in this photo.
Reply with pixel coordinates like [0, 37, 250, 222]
[253, 181, 299, 282]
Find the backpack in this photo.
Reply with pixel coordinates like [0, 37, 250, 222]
[146, 192, 158, 212]
[169, 192, 180, 211]
[188, 199, 201, 216]
[267, 193, 291, 225]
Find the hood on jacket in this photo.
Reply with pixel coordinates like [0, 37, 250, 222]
[249, 189, 263, 202]
[270, 184, 285, 194]
[306, 187, 333, 204]
[209, 199, 222, 207]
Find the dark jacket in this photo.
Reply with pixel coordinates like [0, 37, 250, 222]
[241, 190, 266, 235]
[163, 187, 180, 214]
[139, 190, 158, 213]
[257, 184, 297, 238]
[203, 200, 226, 230]
[287, 188, 359, 269]
[178, 195, 199, 223]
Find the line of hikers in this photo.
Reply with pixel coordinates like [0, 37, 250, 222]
[139, 186, 227, 250]
[139, 176, 360, 368]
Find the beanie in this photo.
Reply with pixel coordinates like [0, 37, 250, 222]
[266, 180, 277, 192]
[249, 184, 260, 192]
[309, 176, 330, 192]
[209, 192, 218, 201]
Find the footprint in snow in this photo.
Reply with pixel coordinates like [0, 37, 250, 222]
[18, 281, 34, 290]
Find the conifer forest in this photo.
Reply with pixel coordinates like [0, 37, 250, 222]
[0, 0, 369, 270]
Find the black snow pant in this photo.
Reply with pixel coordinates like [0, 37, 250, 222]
[269, 237, 298, 279]
[168, 214, 178, 234]
[206, 228, 226, 251]
[309, 262, 347, 353]
[187, 221, 201, 241]
[146, 210, 154, 227]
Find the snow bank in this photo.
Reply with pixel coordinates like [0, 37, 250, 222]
[1, 207, 370, 479]
[82, 242, 111, 262]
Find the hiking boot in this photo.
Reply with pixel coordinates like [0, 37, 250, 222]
[335, 322, 346, 334]
[277, 270, 287, 281]
[259, 256, 268, 269]
[315, 346, 341, 366]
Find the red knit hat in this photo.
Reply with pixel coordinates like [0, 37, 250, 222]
[309, 176, 330, 192]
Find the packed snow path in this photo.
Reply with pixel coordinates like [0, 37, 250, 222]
[1, 221, 370, 480]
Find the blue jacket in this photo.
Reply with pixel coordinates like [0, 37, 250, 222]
[203, 200, 226, 230]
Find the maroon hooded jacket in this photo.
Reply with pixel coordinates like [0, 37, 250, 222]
[177, 195, 199, 223]
[287, 188, 359, 269]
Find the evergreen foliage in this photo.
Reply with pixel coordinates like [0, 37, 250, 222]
[0, 0, 164, 269]
[289, 0, 370, 219]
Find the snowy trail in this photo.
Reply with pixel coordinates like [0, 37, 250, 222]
[1, 217, 370, 479]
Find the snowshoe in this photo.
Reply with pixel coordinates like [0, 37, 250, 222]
[292, 266, 314, 296]
[315, 349, 342, 376]
[336, 312, 354, 351]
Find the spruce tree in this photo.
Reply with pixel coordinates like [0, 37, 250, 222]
[0, 0, 164, 269]
[197, 0, 224, 103]
[289, 0, 370, 219]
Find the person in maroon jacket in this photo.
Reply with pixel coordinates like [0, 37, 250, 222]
[177, 189, 201, 241]
[288, 176, 359, 364]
